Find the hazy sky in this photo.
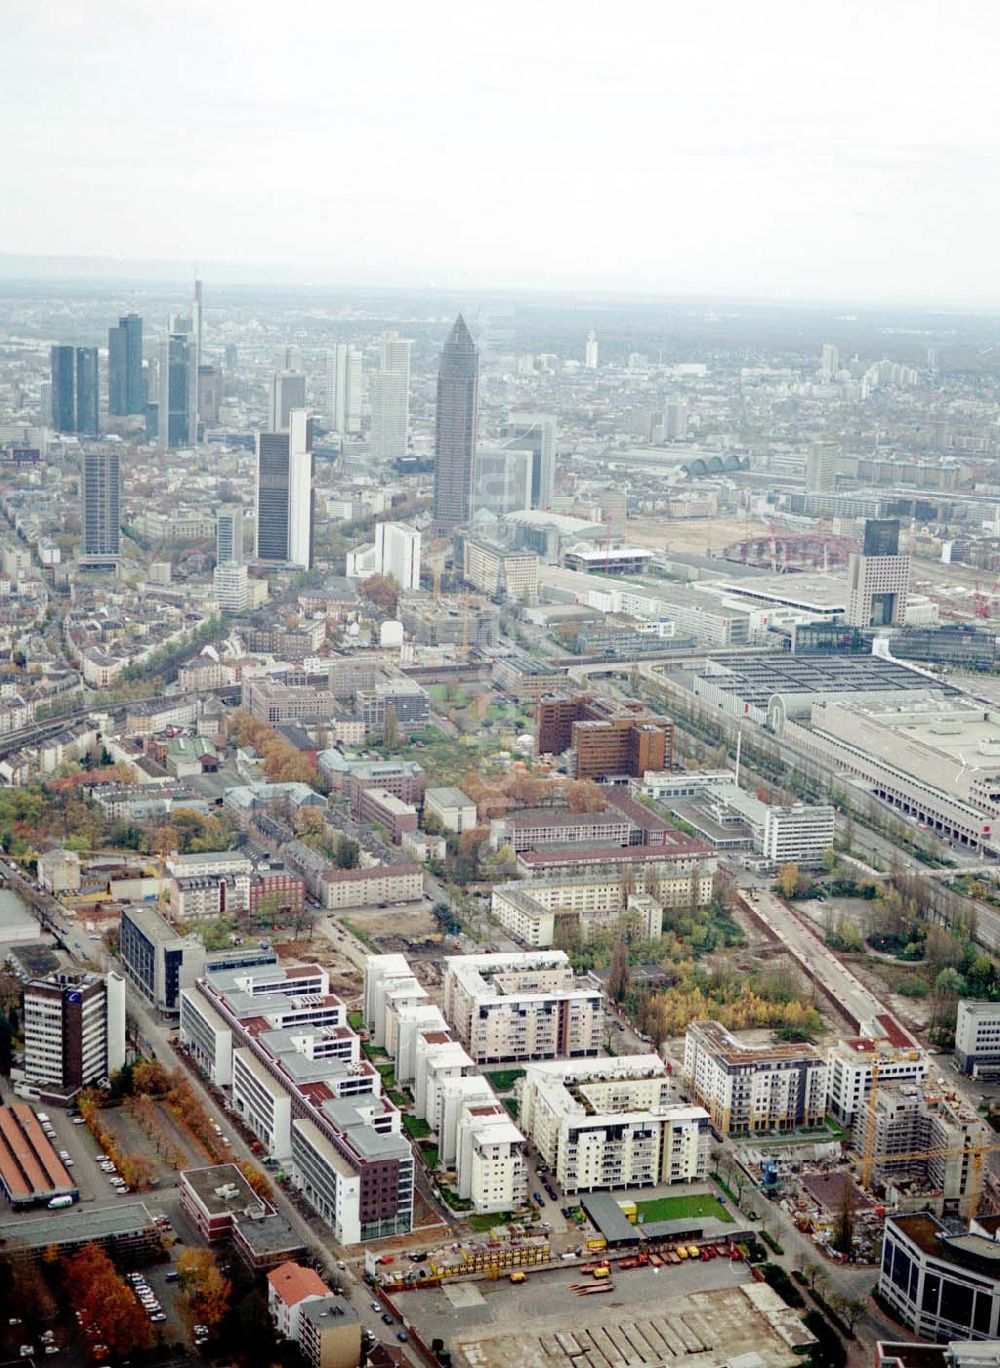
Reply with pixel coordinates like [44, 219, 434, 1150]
[4, 1, 999, 303]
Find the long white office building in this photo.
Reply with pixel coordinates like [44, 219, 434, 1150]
[517, 1055, 710, 1194]
[180, 962, 413, 1244]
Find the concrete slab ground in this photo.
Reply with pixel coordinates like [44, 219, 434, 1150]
[442, 1282, 806, 1368]
[395, 1257, 798, 1367]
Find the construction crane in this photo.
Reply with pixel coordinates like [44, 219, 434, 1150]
[857, 1136, 1000, 1221]
[859, 1058, 1000, 1219]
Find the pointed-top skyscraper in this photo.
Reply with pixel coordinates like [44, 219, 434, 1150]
[433, 315, 479, 530]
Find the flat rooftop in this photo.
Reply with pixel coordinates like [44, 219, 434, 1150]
[0, 1201, 156, 1251]
[181, 1163, 267, 1216]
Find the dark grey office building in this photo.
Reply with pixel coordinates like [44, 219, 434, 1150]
[863, 519, 900, 557]
[256, 432, 291, 561]
[50, 345, 76, 432]
[160, 332, 195, 447]
[432, 315, 479, 530]
[108, 313, 143, 415]
[80, 450, 121, 571]
[75, 348, 99, 435]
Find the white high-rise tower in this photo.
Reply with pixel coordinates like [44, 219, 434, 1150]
[326, 344, 363, 434]
[370, 331, 412, 460]
[585, 330, 599, 369]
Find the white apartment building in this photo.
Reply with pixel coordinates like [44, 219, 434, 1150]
[455, 1101, 527, 1212]
[346, 521, 421, 591]
[424, 786, 478, 834]
[463, 538, 539, 602]
[438, 1075, 494, 1164]
[684, 1020, 828, 1135]
[413, 1032, 475, 1129]
[213, 562, 250, 614]
[492, 878, 678, 948]
[391, 1003, 448, 1085]
[443, 951, 604, 1065]
[517, 1056, 709, 1194]
[827, 1033, 929, 1125]
[363, 954, 426, 1048]
[956, 1000, 1000, 1077]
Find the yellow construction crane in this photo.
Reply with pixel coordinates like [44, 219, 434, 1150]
[857, 1136, 1000, 1221]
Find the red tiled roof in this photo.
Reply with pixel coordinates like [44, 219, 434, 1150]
[267, 1260, 329, 1307]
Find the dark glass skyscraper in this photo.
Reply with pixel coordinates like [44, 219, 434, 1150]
[108, 312, 143, 415]
[432, 315, 479, 530]
[75, 347, 99, 435]
[159, 332, 195, 447]
[50, 345, 75, 432]
[256, 432, 291, 561]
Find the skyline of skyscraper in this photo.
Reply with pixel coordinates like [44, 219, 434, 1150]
[269, 370, 306, 432]
[504, 411, 557, 509]
[369, 331, 411, 461]
[79, 448, 121, 571]
[216, 503, 245, 566]
[159, 330, 196, 447]
[325, 344, 363, 434]
[50, 344, 75, 433]
[75, 346, 99, 435]
[432, 314, 479, 530]
[108, 311, 143, 416]
[255, 408, 314, 568]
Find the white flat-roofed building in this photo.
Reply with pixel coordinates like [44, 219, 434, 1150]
[363, 954, 425, 1047]
[290, 1118, 363, 1247]
[880, 1212, 1000, 1342]
[684, 1020, 828, 1135]
[438, 1075, 494, 1165]
[491, 878, 677, 948]
[443, 950, 604, 1065]
[179, 987, 234, 1084]
[413, 1033, 475, 1129]
[956, 1000, 1000, 1077]
[517, 1055, 709, 1194]
[780, 694, 1000, 853]
[827, 1031, 928, 1125]
[424, 786, 478, 833]
[456, 1102, 527, 1212]
[180, 962, 413, 1245]
[233, 1046, 293, 1159]
[389, 1002, 448, 1084]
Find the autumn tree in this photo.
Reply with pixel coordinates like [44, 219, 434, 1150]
[565, 780, 608, 813]
[607, 939, 631, 1004]
[236, 1160, 275, 1203]
[63, 1243, 152, 1354]
[776, 863, 801, 899]
[360, 574, 399, 618]
[132, 1058, 169, 1096]
[177, 1248, 231, 1331]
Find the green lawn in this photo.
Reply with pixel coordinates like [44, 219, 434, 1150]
[347, 1010, 364, 1032]
[468, 1211, 513, 1232]
[485, 1068, 526, 1092]
[633, 1193, 733, 1225]
[403, 1115, 432, 1139]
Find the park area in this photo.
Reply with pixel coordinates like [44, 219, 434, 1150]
[633, 1193, 733, 1225]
